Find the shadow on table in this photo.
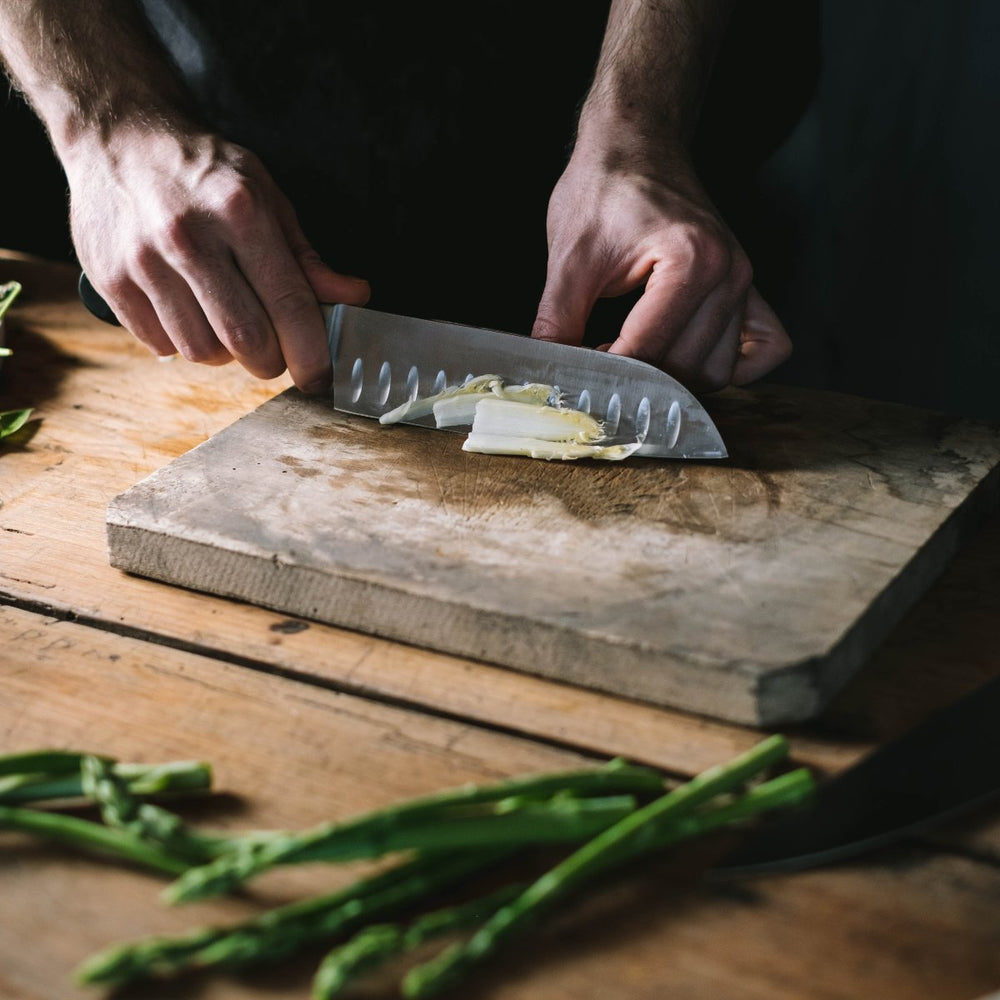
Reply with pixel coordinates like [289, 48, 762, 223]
[0, 319, 95, 412]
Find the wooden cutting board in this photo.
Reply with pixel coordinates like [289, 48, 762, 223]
[106, 383, 1000, 726]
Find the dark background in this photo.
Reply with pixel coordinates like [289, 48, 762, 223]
[3, 0, 997, 422]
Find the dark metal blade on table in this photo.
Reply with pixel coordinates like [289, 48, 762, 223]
[713, 672, 1000, 876]
[325, 304, 727, 459]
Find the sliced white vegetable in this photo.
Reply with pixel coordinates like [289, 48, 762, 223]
[379, 374, 502, 425]
[433, 394, 484, 427]
[491, 382, 559, 406]
[470, 398, 606, 444]
[434, 382, 563, 429]
[463, 434, 641, 462]
[379, 372, 642, 462]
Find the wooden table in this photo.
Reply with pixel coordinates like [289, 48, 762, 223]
[2, 249, 999, 1000]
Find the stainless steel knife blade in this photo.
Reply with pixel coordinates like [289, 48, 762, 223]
[712, 673, 1000, 877]
[325, 304, 727, 459]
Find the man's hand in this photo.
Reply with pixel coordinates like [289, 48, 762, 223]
[0, 0, 369, 393]
[532, 150, 790, 391]
[532, 0, 791, 392]
[66, 128, 370, 392]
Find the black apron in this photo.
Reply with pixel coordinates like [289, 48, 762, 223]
[137, 2, 612, 334]
[137, 1, 818, 341]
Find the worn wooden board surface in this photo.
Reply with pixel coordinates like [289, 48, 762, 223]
[4, 602, 1000, 1000]
[0, 251, 862, 778]
[107, 382, 1000, 726]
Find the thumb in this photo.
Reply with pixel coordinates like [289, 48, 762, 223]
[273, 186, 372, 307]
[531, 262, 595, 347]
[731, 286, 792, 385]
[298, 248, 371, 307]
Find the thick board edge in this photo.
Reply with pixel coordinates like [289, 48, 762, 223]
[105, 519, 774, 725]
[755, 466, 1000, 726]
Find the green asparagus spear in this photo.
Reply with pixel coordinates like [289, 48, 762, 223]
[165, 793, 637, 905]
[0, 749, 86, 777]
[0, 804, 191, 876]
[80, 755, 234, 863]
[164, 761, 665, 904]
[312, 882, 525, 999]
[402, 737, 805, 997]
[77, 849, 513, 988]
[0, 753, 212, 806]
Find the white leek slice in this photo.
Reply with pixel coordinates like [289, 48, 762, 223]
[379, 374, 502, 425]
[470, 398, 605, 444]
[433, 394, 484, 427]
[463, 433, 641, 462]
[434, 381, 560, 428]
[492, 382, 559, 406]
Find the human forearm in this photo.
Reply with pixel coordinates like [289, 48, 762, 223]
[0, 0, 369, 392]
[577, 0, 735, 154]
[534, 0, 791, 390]
[0, 0, 195, 157]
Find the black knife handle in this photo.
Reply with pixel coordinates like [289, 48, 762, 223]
[78, 272, 121, 326]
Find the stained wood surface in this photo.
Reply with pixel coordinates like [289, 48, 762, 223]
[0, 250, 854, 774]
[3, 248, 1000, 1000]
[3, 603, 1000, 1000]
[107, 364, 999, 725]
[1, 249, 998, 754]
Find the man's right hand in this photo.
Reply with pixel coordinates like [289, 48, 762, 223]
[66, 128, 370, 393]
[0, 0, 369, 394]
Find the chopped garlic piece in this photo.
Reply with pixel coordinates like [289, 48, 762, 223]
[463, 434, 641, 462]
[379, 374, 502, 425]
[471, 398, 605, 444]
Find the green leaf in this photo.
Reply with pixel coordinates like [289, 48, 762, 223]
[0, 408, 33, 440]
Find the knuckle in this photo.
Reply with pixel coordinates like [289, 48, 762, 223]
[128, 242, 163, 280]
[178, 336, 228, 365]
[730, 252, 754, 293]
[531, 313, 563, 342]
[695, 242, 732, 286]
[666, 226, 731, 285]
[222, 320, 267, 357]
[295, 245, 325, 270]
[270, 286, 319, 325]
[101, 271, 132, 305]
[158, 211, 201, 261]
[206, 177, 262, 235]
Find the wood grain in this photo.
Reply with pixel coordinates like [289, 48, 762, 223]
[106, 371, 1000, 725]
[0, 251, 856, 776]
[3, 603, 999, 1000]
[2, 249, 997, 764]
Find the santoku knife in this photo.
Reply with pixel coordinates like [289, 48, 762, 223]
[325, 304, 727, 459]
[713, 672, 1000, 876]
[78, 273, 728, 459]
